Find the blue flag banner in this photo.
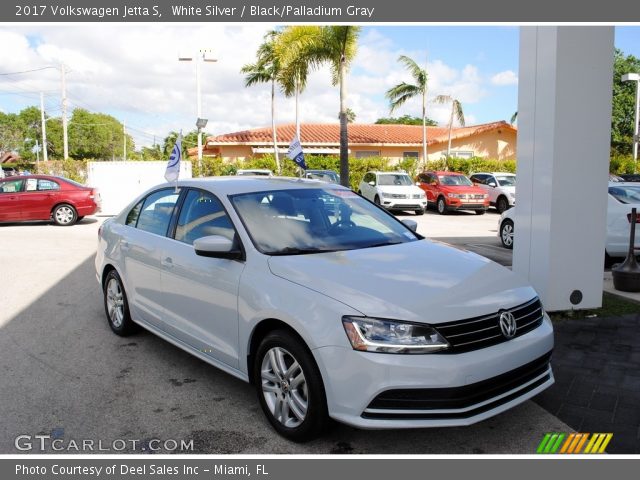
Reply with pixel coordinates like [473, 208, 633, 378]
[164, 134, 182, 182]
[286, 135, 307, 170]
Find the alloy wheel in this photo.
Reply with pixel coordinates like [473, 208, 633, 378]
[106, 277, 125, 328]
[260, 347, 308, 428]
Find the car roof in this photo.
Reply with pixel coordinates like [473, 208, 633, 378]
[174, 176, 347, 195]
[370, 171, 409, 175]
[473, 172, 515, 176]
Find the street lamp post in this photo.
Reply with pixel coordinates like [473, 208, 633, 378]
[179, 49, 217, 176]
[622, 73, 640, 164]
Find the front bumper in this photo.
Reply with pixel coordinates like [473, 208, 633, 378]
[382, 198, 427, 210]
[446, 199, 489, 211]
[313, 314, 554, 429]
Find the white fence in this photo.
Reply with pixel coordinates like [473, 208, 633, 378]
[87, 161, 192, 215]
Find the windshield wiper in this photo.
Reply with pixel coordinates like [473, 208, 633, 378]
[268, 247, 343, 256]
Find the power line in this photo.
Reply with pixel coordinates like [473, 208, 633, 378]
[0, 66, 59, 76]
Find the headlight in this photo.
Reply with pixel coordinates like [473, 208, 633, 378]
[509, 192, 516, 198]
[447, 193, 464, 199]
[380, 192, 392, 198]
[342, 316, 449, 354]
[484, 194, 489, 199]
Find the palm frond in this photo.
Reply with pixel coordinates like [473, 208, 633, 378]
[386, 83, 420, 112]
[453, 100, 465, 127]
[433, 94, 452, 105]
[398, 55, 427, 87]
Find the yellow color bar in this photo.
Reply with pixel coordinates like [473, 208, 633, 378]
[597, 434, 614, 453]
[584, 433, 599, 453]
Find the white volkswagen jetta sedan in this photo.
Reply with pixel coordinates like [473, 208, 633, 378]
[96, 177, 553, 441]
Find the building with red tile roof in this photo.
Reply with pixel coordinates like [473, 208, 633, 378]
[190, 121, 516, 163]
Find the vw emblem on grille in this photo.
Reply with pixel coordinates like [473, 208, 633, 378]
[499, 311, 517, 339]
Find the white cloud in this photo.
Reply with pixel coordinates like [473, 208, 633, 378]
[0, 26, 497, 147]
[490, 70, 518, 86]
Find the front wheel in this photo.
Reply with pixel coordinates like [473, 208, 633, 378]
[415, 209, 424, 216]
[103, 270, 138, 336]
[500, 219, 514, 249]
[253, 330, 328, 442]
[496, 196, 509, 214]
[475, 210, 486, 215]
[52, 204, 77, 226]
[374, 195, 381, 206]
[437, 197, 448, 215]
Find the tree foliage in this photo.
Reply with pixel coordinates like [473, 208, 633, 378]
[375, 115, 437, 126]
[611, 48, 640, 156]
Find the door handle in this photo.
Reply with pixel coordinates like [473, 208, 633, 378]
[120, 240, 130, 251]
[161, 257, 174, 269]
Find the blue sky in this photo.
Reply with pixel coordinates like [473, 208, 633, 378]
[1, 26, 639, 149]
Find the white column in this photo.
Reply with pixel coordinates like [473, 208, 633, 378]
[514, 26, 614, 311]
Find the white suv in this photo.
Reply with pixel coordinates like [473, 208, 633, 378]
[470, 172, 516, 213]
[358, 171, 427, 215]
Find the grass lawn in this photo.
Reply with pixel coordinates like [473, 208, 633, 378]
[550, 292, 640, 322]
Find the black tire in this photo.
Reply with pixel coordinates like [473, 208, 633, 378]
[475, 209, 486, 215]
[77, 216, 85, 222]
[374, 195, 381, 205]
[253, 330, 329, 442]
[496, 196, 509, 214]
[52, 203, 78, 226]
[103, 270, 138, 336]
[500, 219, 514, 249]
[437, 197, 448, 215]
[415, 209, 424, 216]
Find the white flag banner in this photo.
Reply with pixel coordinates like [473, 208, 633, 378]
[286, 135, 307, 170]
[164, 134, 182, 183]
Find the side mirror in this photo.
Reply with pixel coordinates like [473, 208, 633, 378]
[488, 181, 497, 188]
[402, 219, 418, 232]
[368, 181, 375, 186]
[194, 235, 243, 260]
[415, 182, 421, 186]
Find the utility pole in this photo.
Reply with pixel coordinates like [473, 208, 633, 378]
[60, 63, 69, 160]
[40, 92, 48, 164]
[123, 120, 127, 161]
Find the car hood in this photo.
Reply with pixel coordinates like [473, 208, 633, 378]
[267, 240, 537, 324]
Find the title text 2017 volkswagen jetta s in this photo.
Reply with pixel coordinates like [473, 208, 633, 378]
[95, 177, 553, 441]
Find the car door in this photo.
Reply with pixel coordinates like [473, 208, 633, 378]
[160, 188, 245, 369]
[0, 178, 25, 221]
[122, 188, 181, 330]
[20, 178, 62, 220]
[360, 173, 374, 200]
[422, 173, 438, 203]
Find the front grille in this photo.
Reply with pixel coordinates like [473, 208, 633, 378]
[412, 194, 424, 199]
[436, 297, 544, 353]
[389, 193, 408, 199]
[363, 351, 552, 419]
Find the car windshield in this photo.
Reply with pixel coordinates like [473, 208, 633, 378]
[439, 175, 473, 186]
[230, 188, 419, 255]
[495, 175, 516, 187]
[609, 185, 640, 204]
[377, 174, 413, 186]
[307, 171, 339, 183]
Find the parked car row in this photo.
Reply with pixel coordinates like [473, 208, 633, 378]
[498, 182, 640, 265]
[0, 174, 101, 225]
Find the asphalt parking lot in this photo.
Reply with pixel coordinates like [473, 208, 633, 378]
[0, 210, 568, 455]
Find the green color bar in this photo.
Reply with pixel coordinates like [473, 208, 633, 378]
[550, 433, 566, 453]
[537, 433, 553, 453]
[543, 434, 559, 453]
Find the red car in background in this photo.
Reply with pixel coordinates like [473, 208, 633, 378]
[416, 171, 489, 215]
[0, 175, 100, 225]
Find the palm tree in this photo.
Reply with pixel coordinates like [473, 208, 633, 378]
[386, 56, 429, 169]
[434, 94, 466, 168]
[510, 111, 518, 125]
[241, 31, 282, 173]
[276, 26, 360, 188]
